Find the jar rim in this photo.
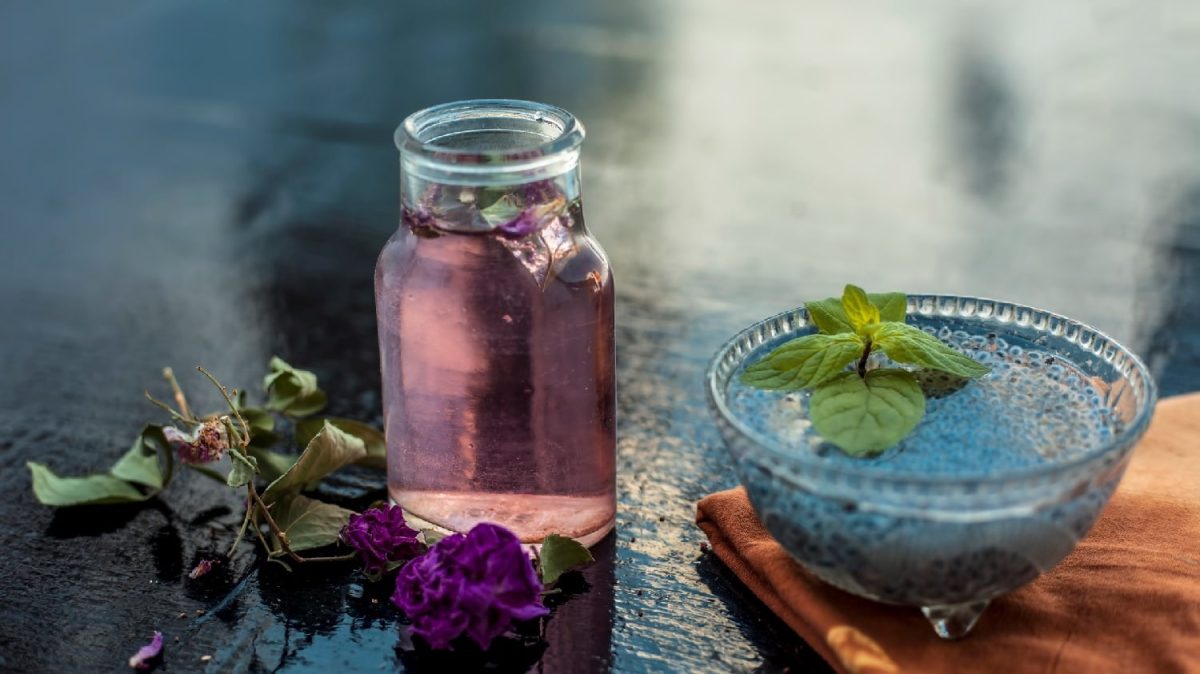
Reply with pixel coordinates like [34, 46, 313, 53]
[396, 99, 585, 180]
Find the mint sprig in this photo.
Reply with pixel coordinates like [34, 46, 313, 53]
[740, 284, 991, 456]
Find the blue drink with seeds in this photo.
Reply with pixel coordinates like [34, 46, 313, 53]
[707, 296, 1155, 638]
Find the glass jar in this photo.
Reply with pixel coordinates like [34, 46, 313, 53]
[376, 100, 616, 546]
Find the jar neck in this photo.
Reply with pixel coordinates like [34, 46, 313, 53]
[396, 100, 585, 236]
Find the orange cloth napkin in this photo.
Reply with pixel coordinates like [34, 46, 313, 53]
[697, 393, 1200, 674]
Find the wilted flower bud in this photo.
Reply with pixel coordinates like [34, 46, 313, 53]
[163, 419, 230, 465]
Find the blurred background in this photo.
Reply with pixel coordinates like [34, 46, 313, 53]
[1, 1, 1198, 672]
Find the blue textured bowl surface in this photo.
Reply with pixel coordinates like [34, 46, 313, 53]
[706, 295, 1156, 607]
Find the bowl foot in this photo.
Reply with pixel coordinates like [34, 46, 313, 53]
[921, 600, 990, 639]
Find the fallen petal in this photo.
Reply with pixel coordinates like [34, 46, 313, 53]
[128, 631, 163, 670]
[188, 559, 215, 580]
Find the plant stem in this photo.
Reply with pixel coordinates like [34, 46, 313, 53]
[162, 367, 192, 421]
[144, 392, 191, 424]
[197, 366, 251, 446]
[857, 340, 872, 378]
[227, 508, 252, 558]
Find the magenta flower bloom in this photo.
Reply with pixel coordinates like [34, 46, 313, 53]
[392, 523, 548, 650]
[163, 420, 228, 465]
[127, 631, 163, 670]
[340, 505, 422, 575]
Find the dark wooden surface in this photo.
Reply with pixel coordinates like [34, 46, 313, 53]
[2, 2, 1198, 672]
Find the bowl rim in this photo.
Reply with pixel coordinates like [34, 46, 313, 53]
[705, 293, 1159, 489]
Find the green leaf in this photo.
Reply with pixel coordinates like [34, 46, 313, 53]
[421, 528, 448, 547]
[539, 534, 594, 585]
[263, 357, 327, 418]
[226, 451, 258, 487]
[870, 292, 907, 323]
[806, 292, 906, 334]
[841, 284, 880, 331]
[110, 425, 172, 490]
[261, 422, 367, 504]
[295, 418, 386, 471]
[247, 447, 298, 483]
[479, 193, 524, 226]
[473, 185, 512, 211]
[740, 333, 865, 390]
[270, 493, 355, 553]
[27, 462, 150, 506]
[805, 297, 854, 335]
[809, 369, 926, 456]
[868, 322, 991, 379]
[240, 406, 276, 433]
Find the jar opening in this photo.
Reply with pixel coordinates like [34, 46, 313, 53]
[397, 100, 584, 185]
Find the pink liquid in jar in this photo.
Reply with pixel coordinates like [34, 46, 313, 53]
[376, 100, 615, 545]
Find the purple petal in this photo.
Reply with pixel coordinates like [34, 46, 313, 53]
[187, 559, 215, 580]
[127, 631, 163, 671]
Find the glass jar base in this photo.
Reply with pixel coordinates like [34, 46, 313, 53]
[392, 489, 616, 547]
[921, 599, 991, 639]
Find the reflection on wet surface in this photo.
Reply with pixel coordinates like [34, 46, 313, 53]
[1, 1, 1198, 672]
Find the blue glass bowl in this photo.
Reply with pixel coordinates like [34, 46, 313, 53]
[705, 295, 1156, 638]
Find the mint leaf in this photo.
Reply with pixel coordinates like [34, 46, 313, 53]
[270, 493, 355, 553]
[27, 462, 149, 506]
[295, 417, 386, 471]
[478, 193, 524, 227]
[539, 534, 594, 585]
[805, 298, 854, 334]
[841, 284, 880, 331]
[805, 292, 906, 334]
[868, 322, 990, 379]
[809, 369, 925, 456]
[263, 357, 327, 418]
[870, 292, 907, 323]
[261, 422, 367, 504]
[111, 425, 172, 490]
[473, 186, 512, 211]
[740, 333, 864, 389]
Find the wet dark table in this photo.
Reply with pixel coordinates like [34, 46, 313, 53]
[2, 2, 1198, 672]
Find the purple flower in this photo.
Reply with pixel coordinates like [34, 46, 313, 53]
[163, 420, 228, 465]
[392, 523, 548, 650]
[127, 631, 163, 671]
[340, 505, 422, 576]
[519, 179, 560, 205]
[494, 197, 567, 239]
[401, 204, 436, 231]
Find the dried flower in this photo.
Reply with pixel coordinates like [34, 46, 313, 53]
[392, 523, 548, 650]
[340, 504, 422, 576]
[163, 420, 229, 465]
[128, 631, 163, 670]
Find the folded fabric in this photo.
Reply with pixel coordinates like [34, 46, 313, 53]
[696, 393, 1200, 674]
